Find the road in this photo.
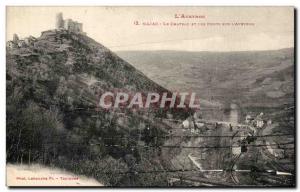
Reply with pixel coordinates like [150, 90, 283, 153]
[255, 125, 294, 185]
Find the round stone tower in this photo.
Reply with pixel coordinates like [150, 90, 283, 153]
[55, 12, 64, 29]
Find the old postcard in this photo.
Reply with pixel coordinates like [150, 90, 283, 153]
[6, 6, 295, 187]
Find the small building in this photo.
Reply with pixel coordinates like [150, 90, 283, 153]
[256, 117, 264, 128]
[232, 145, 241, 155]
[274, 149, 285, 159]
[190, 127, 200, 134]
[6, 41, 17, 49]
[193, 111, 202, 120]
[17, 40, 27, 48]
[245, 115, 254, 124]
[253, 112, 264, 128]
[200, 152, 207, 160]
[266, 142, 285, 159]
[182, 117, 204, 131]
[182, 119, 190, 129]
[267, 119, 272, 125]
[166, 112, 173, 119]
[24, 36, 37, 46]
[195, 122, 205, 128]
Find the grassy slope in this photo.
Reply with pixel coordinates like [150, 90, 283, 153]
[6, 30, 190, 186]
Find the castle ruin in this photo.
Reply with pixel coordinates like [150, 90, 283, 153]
[55, 12, 85, 34]
[6, 13, 85, 49]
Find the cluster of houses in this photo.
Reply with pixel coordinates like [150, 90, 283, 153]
[6, 34, 37, 49]
[245, 112, 267, 128]
[245, 113, 288, 159]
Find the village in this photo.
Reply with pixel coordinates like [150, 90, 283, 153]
[180, 110, 287, 158]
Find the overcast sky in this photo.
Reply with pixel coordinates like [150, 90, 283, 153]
[6, 6, 294, 52]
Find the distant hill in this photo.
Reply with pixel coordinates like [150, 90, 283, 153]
[117, 49, 295, 139]
[116, 49, 294, 108]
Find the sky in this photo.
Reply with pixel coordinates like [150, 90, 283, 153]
[6, 6, 294, 52]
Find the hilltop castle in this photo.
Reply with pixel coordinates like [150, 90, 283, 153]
[55, 12, 85, 34]
[6, 13, 86, 49]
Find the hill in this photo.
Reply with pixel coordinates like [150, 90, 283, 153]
[117, 49, 295, 136]
[116, 49, 294, 107]
[6, 30, 191, 186]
